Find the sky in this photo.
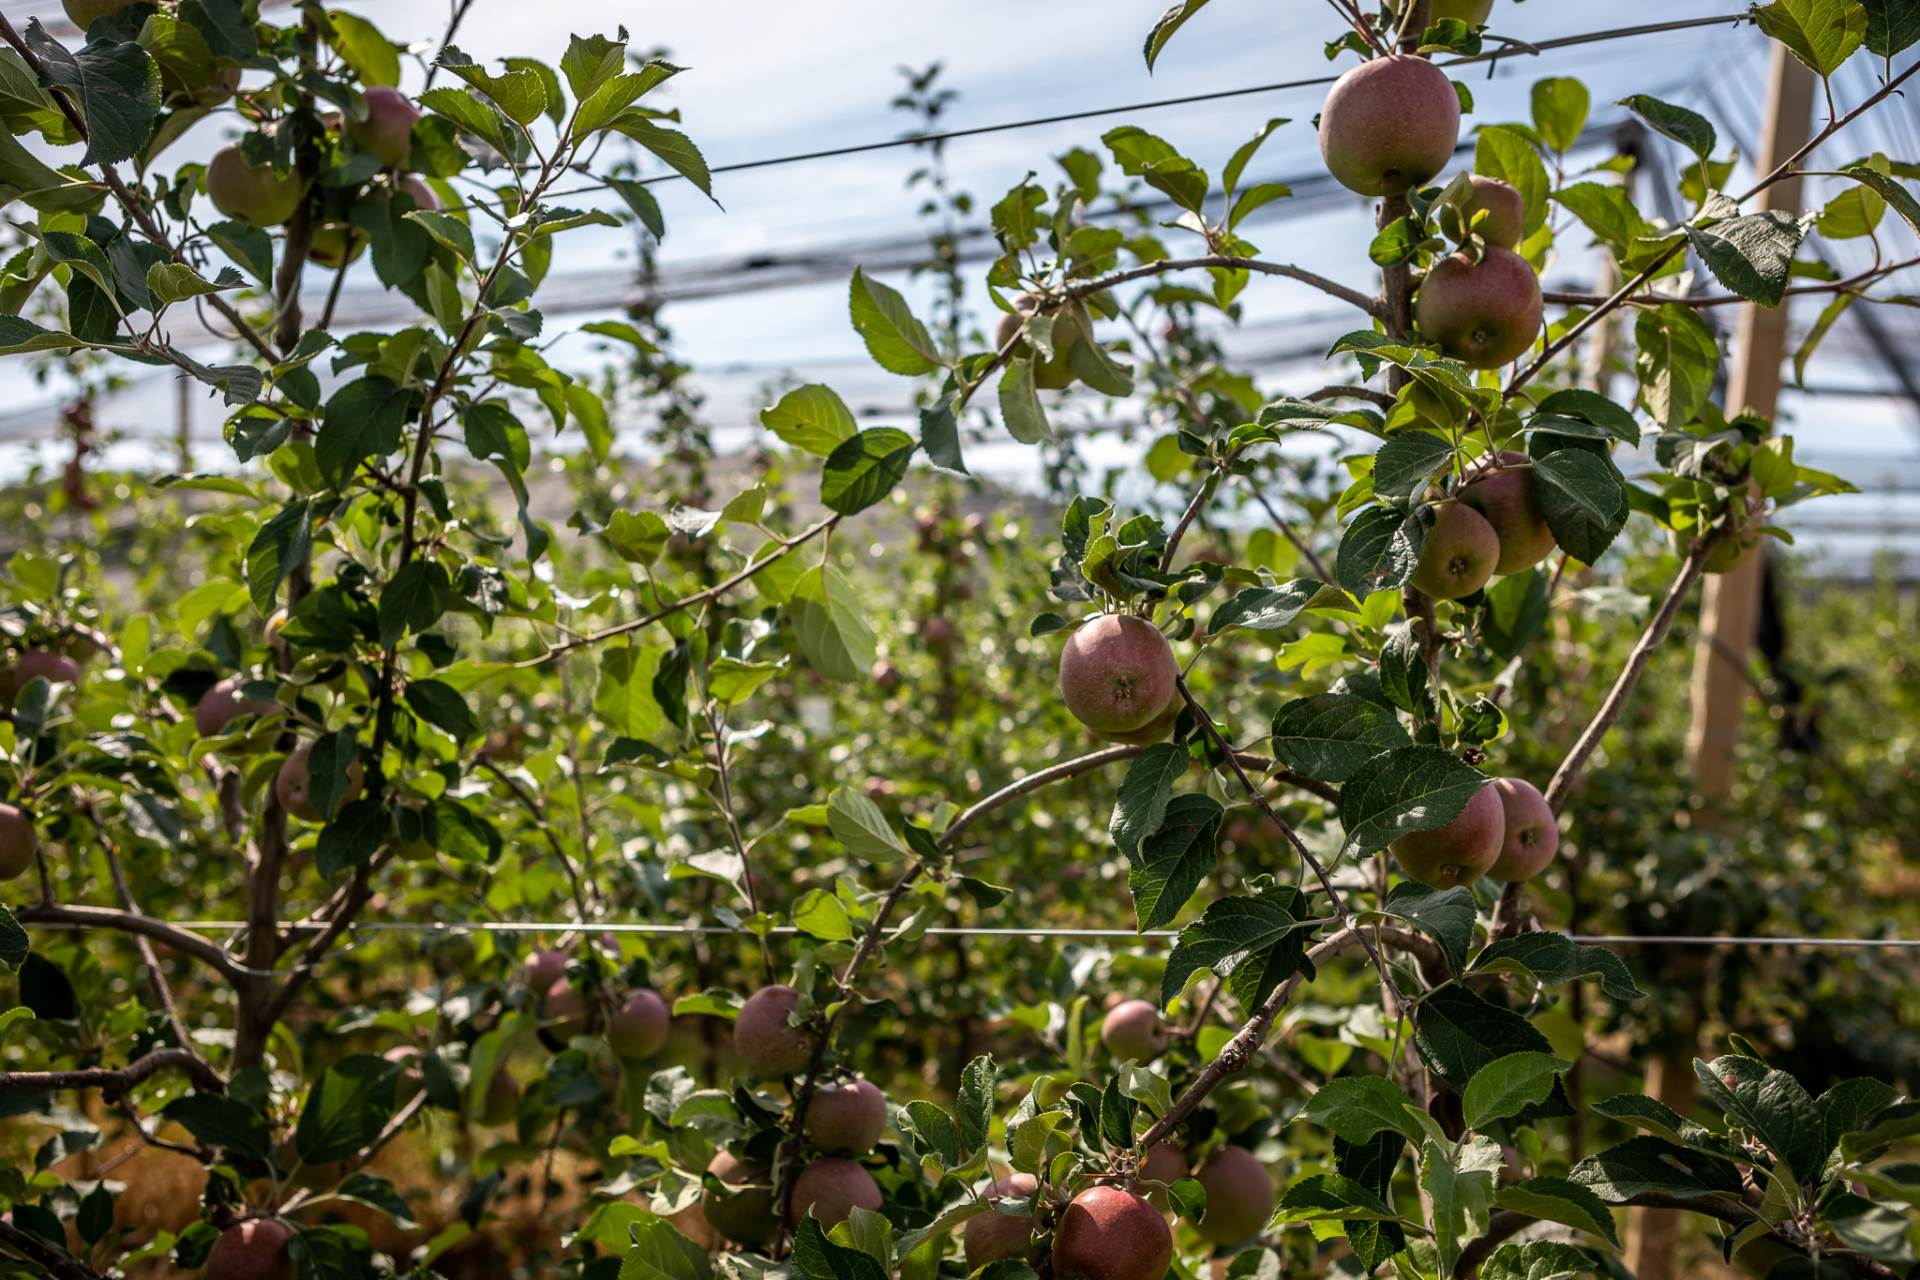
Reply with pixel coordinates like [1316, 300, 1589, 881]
[1, 0, 1916, 573]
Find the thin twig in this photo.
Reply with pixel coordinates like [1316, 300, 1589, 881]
[0, 1047, 225, 1098]
[1066, 255, 1381, 318]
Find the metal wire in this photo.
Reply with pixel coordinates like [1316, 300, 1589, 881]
[24, 919, 1920, 948]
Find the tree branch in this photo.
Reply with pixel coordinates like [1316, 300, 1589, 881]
[0, 1219, 102, 1280]
[1066, 255, 1381, 318]
[1542, 254, 1920, 310]
[0, 1047, 225, 1099]
[17, 902, 240, 981]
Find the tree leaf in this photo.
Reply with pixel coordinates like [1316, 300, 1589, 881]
[1863, 0, 1920, 54]
[245, 499, 312, 615]
[1110, 742, 1188, 859]
[1686, 211, 1808, 307]
[1474, 125, 1550, 236]
[1463, 1052, 1572, 1131]
[1633, 304, 1719, 429]
[1413, 984, 1573, 1121]
[1373, 880, 1475, 976]
[827, 786, 909, 863]
[1468, 931, 1645, 1002]
[1336, 506, 1423, 597]
[1838, 162, 1920, 239]
[1616, 94, 1716, 160]
[1752, 0, 1870, 75]
[1336, 747, 1490, 858]
[1210, 578, 1326, 634]
[1298, 1075, 1424, 1144]
[1531, 78, 1591, 154]
[849, 268, 941, 376]
[1269, 693, 1410, 783]
[24, 26, 160, 168]
[762, 384, 857, 457]
[1373, 431, 1455, 499]
[1143, 0, 1213, 69]
[1160, 883, 1317, 1010]
[1494, 1177, 1621, 1248]
[820, 427, 915, 515]
[404, 678, 475, 741]
[295, 1054, 400, 1163]
[1570, 1135, 1743, 1202]
[317, 377, 416, 488]
[1530, 449, 1628, 564]
[1127, 793, 1222, 931]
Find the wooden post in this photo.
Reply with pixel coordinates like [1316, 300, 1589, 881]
[1626, 42, 1816, 1280]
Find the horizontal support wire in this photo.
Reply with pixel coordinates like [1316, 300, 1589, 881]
[439, 14, 1750, 214]
[22, 919, 1918, 948]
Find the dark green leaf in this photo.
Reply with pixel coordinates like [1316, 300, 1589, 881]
[405, 679, 475, 741]
[1337, 506, 1423, 597]
[1337, 747, 1489, 858]
[1530, 449, 1628, 564]
[1270, 693, 1409, 783]
[317, 377, 415, 488]
[1110, 743, 1188, 859]
[1376, 880, 1475, 976]
[1210, 578, 1326, 634]
[1299, 1076, 1423, 1144]
[24, 27, 160, 167]
[1374, 432, 1455, 499]
[820, 428, 915, 515]
[1494, 1178, 1620, 1247]
[1128, 793, 1222, 931]
[1413, 984, 1573, 1121]
[1143, 0, 1213, 69]
[1468, 932, 1645, 1001]
[1616, 93, 1716, 160]
[1570, 1135, 1742, 1202]
[1686, 211, 1808, 308]
[1160, 883, 1317, 1010]
[1864, 0, 1920, 55]
[296, 1054, 399, 1163]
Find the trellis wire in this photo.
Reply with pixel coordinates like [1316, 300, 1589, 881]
[26, 919, 1919, 948]
[439, 13, 1751, 214]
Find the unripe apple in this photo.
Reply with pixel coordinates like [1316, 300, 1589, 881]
[195, 675, 276, 737]
[996, 295, 1085, 389]
[1193, 1146, 1274, 1244]
[1410, 500, 1500, 600]
[205, 1217, 295, 1280]
[1487, 778, 1558, 882]
[396, 174, 438, 212]
[608, 988, 671, 1059]
[964, 1173, 1038, 1269]
[1390, 781, 1504, 888]
[1052, 1186, 1173, 1280]
[274, 740, 364, 822]
[1460, 451, 1555, 573]
[478, 1067, 519, 1125]
[806, 1078, 888, 1154]
[63, 0, 139, 30]
[348, 85, 419, 169]
[0, 804, 38, 881]
[1059, 615, 1178, 739]
[205, 146, 305, 228]
[734, 984, 815, 1076]
[542, 978, 588, 1038]
[1139, 1143, 1189, 1211]
[1415, 247, 1543, 369]
[521, 948, 569, 994]
[703, 1151, 776, 1247]
[1432, 0, 1496, 26]
[1461, 175, 1525, 248]
[1100, 999, 1166, 1062]
[1319, 56, 1461, 197]
[0, 648, 80, 703]
[787, 1157, 882, 1228]
[307, 223, 366, 268]
[1106, 695, 1180, 746]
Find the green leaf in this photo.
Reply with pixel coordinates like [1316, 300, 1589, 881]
[245, 499, 311, 614]
[1494, 1178, 1620, 1248]
[1864, 0, 1920, 54]
[1692, 1053, 1823, 1184]
[560, 33, 625, 100]
[1413, 985, 1573, 1120]
[1616, 94, 1716, 160]
[1480, 1241, 1602, 1280]
[761, 384, 857, 457]
[1474, 125, 1550, 237]
[707, 657, 782, 705]
[1298, 1075, 1424, 1144]
[378, 560, 448, 646]
[1533, 389, 1641, 447]
[1110, 743, 1188, 859]
[1634, 304, 1720, 430]
[1143, 0, 1213, 69]
[0, 905, 27, 968]
[1373, 431, 1455, 499]
[24, 27, 160, 168]
[145, 261, 240, 306]
[849, 268, 941, 376]
[1160, 883, 1317, 1010]
[1127, 793, 1222, 931]
[0, 314, 88, 357]
[1686, 211, 1809, 308]
[1209, 578, 1326, 634]
[790, 1217, 887, 1280]
[1468, 932, 1645, 1001]
[920, 397, 967, 475]
[611, 116, 717, 203]
[1752, 0, 1870, 75]
[596, 642, 669, 740]
[317, 377, 415, 488]
[1463, 1053, 1572, 1130]
[789, 565, 876, 684]
[1531, 77, 1591, 153]
[1273, 1172, 1403, 1224]
[404, 679, 475, 741]
[998, 359, 1051, 445]
[957, 1055, 995, 1153]
[791, 889, 852, 942]
[827, 786, 910, 863]
[619, 1215, 713, 1280]
[1374, 880, 1475, 976]
[162, 1093, 271, 1159]
[1337, 1134, 1408, 1270]
[329, 13, 401, 86]
[1269, 693, 1410, 783]
[1838, 162, 1920, 239]
[820, 427, 916, 515]
[1530, 449, 1628, 564]
[295, 1054, 400, 1163]
[1424, 1135, 1502, 1275]
[1570, 1135, 1743, 1202]
[1336, 747, 1490, 858]
[1336, 506, 1422, 597]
